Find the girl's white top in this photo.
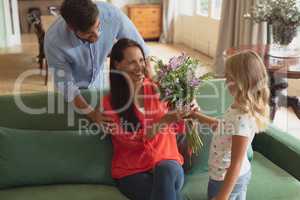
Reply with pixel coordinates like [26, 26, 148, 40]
[208, 106, 258, 181]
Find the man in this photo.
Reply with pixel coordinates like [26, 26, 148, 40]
[44, 0, 150, 125]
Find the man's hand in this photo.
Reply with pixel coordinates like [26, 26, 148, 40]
[72, 95, 115, 134]
[89, 109, 115, 134]
[145, 57, 154, 78]
[89, 109, 113, 124]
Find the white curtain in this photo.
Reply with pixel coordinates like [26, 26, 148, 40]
[159, 0, 177, 43]
[213, 0, 267, 76]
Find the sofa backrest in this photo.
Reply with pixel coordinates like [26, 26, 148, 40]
[0, 90, 106, 130]
[196, 79, 233, 117]
[0, 79, 232, 130]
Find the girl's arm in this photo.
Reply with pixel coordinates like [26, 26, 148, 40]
[213, 135, 249, 200]
[191, 111, 219, 131]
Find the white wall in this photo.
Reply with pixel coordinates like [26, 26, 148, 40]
[174, 0, 220, 58]
[174, 15, 220, 58]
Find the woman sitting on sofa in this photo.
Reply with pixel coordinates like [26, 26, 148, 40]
[102, 38, 186, 200]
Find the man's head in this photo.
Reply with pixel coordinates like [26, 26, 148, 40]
[60, 0, 100, 43]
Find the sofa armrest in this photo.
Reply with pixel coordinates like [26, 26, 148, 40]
[253, 125, 300, 181]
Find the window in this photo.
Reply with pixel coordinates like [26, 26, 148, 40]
[196, 0, 209, 16]
[178, 0, 195, 16]
[179, 0, 223, 19]
[196, 0, 223, 19]
[211, 0, 222, 19]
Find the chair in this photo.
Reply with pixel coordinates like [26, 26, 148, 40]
[27, 11, 48, 85]
[27, 8, 41, 33]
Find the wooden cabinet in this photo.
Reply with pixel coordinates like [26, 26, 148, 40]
[127, 4, 162, 40]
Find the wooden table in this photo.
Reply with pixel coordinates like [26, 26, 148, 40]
[224, 45, 300, 120]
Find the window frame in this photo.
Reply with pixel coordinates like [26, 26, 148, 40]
[210, 0, 222, 20]
[195, 0, 222, 20]
[196, 0, 210, 17]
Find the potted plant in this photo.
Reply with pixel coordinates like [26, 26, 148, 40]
[245, 0, 300, 56]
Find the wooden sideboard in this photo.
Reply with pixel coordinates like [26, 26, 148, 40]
[127, 4, 162, 40]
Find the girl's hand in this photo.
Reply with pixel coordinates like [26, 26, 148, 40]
[185, 107, 201, 119]
[184, 108, 219, 131]
[191, 99, 201, 110]
[182, 100, 201, 119]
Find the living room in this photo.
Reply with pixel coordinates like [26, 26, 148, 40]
[0, 0, 300, 200]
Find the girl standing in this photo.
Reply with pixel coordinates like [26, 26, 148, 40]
[191, 50, 270, 200]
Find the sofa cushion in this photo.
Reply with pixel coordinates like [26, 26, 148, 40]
[0, 127, 114, 189]
[182, 152, 300, 200]
[0, 184, 128, 200]
[1, 152, 299, 200]
[247, 152, 300, 199]
[253, 125, 300, 180]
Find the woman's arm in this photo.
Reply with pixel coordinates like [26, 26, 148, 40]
[146, 111, 184, 139]
[213, 135, 249, 200]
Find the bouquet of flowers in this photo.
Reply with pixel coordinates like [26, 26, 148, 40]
[244, 0, 300, 45]
[152, 53, 213, 155]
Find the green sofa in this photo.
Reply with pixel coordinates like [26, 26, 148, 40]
[0, 79, 299, 200]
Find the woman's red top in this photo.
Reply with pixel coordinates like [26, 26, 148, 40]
[102, 78, 184, 179]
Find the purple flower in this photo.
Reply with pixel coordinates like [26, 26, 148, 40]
[189, 78, 201, 87]
[165, 88, 172, 96]
[163, 64, 172, 72]
[158, 70, 165, 79]
[168, 53, 187, 69]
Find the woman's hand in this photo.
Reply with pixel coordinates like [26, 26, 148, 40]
[180, 100, 201, 119]
[161, 110, 186, 124]
[212, 196, 227, 200]
[146, 110, 186, 139]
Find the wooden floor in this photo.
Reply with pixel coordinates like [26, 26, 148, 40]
[0, 35, 50, 94]
[0, 34, 299, 138]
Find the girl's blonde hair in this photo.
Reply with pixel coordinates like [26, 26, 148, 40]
[225, 50, 270, 132]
